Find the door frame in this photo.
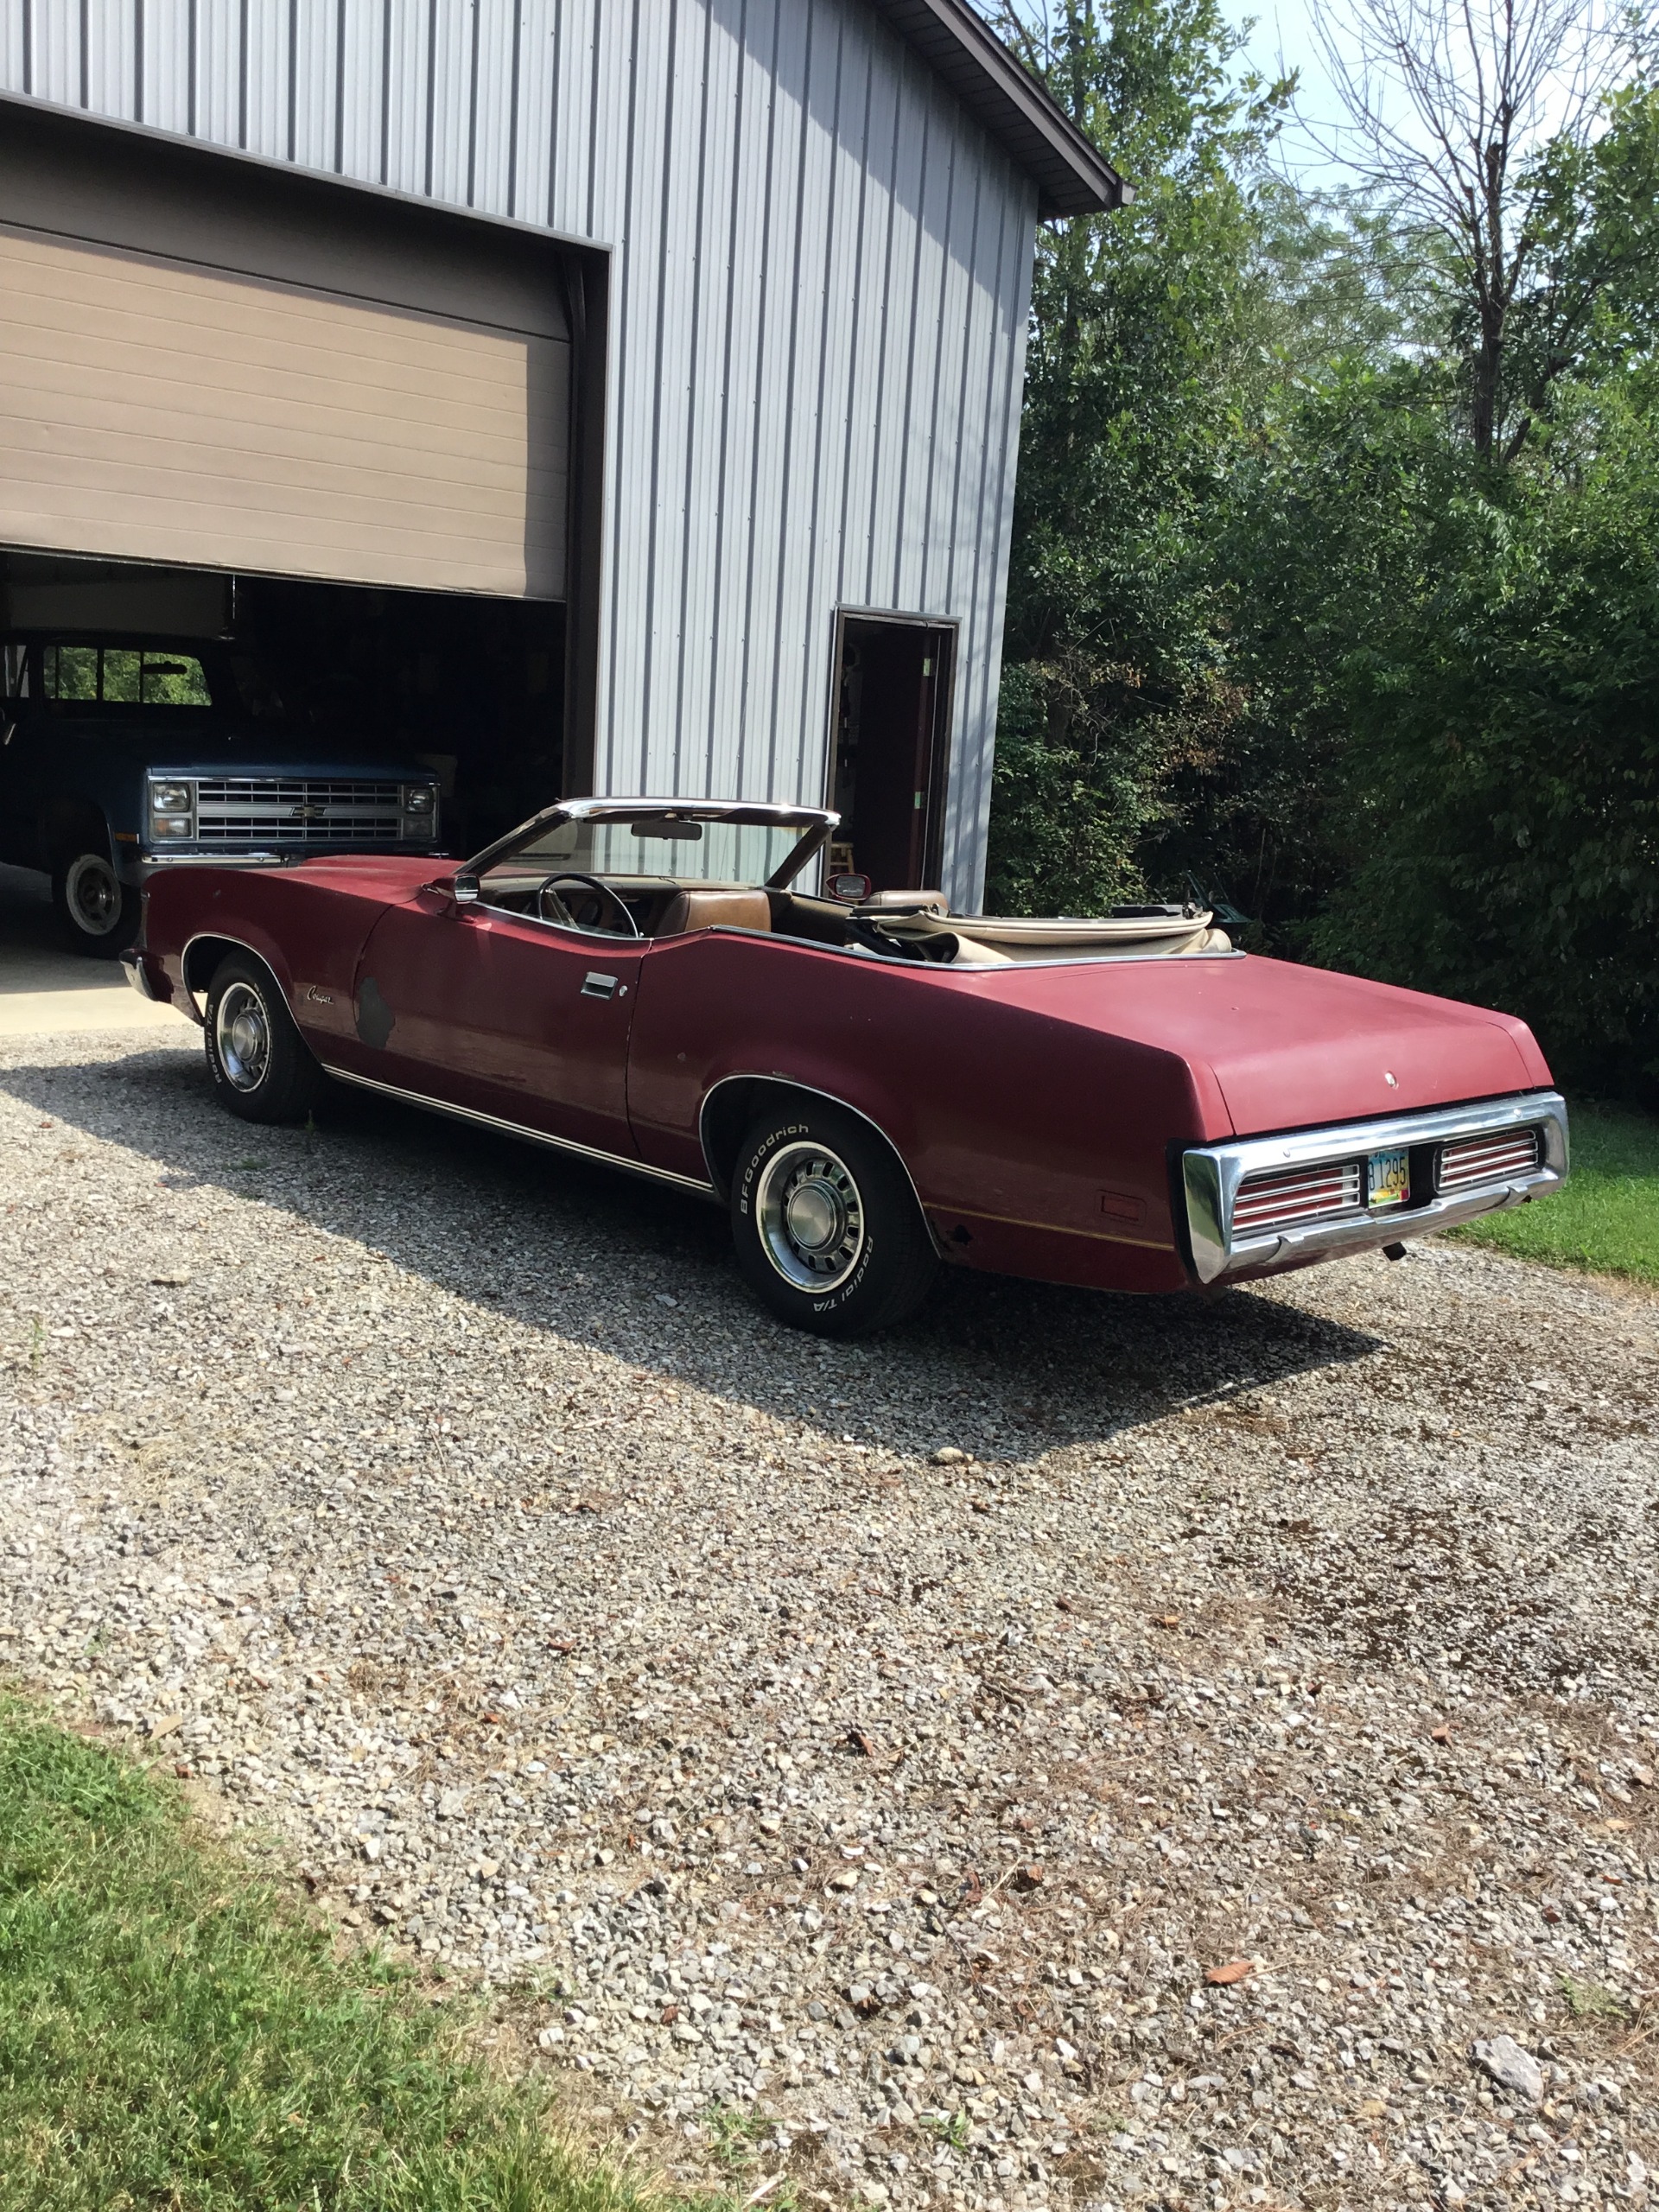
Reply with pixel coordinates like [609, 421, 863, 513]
[823, 605, 960, 892]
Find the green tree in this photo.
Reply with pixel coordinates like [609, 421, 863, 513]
[982, 0, 1291, 918]
[1307, 0, 1651, 461]
[986, 2, 1659, 1091]
[1306, 391, 1659, 1085]
[1218, 74, 1659, 1084]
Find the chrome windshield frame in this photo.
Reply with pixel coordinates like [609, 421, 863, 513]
[452, 795, 839, 900]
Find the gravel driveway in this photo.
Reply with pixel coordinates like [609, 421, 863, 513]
[3, 1026, 1656, 2212]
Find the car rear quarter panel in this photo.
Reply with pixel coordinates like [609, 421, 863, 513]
[626, 933, 1227, 1292]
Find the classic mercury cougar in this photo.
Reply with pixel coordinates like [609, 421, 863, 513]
[123, 797, 1568, 1336]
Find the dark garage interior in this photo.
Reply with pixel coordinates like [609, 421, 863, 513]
[232, 575, 565, 856]
[1, 550, 566, 861]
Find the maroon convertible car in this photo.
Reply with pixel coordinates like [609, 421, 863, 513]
[124, 797, 1568, 1337]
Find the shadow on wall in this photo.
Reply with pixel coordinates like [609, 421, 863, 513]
[0, 1039, 1382, 1450]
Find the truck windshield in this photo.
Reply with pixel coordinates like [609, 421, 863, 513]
[42, 644, 213, 709]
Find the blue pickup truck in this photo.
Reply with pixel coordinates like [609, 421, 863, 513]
[0, 631, 443, 952]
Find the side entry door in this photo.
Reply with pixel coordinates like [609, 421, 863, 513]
[351, 882, 643, 1159]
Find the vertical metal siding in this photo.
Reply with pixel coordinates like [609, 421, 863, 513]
[2, 0, 1036, 910]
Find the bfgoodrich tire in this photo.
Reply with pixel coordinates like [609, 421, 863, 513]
[203, 954, 323, 1124]
[730, 1100, 938, 1338]
[53, 848, 141, 955]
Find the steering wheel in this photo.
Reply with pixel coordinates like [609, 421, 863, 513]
[537, 872, 641, 937]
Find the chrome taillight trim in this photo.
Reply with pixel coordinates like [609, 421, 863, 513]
[1436, 1127, 1541, 1193]
[1231, 1159, 1363, 1237]
[1182, 1091, 1568, 1285]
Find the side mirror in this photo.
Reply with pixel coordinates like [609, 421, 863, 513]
[450, 871, 480, 906]
[829, 871, 872, 903]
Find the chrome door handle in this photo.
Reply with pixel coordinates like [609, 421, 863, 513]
[582, 971, 620, 999]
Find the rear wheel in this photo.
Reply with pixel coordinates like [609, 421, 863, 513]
[53, 847, 140, 954]
[203, 954, 322, 1123]
[730, 1100, 938, 1337]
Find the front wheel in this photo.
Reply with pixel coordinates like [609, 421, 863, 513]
[730, 1101, 938, 1337]
[53, 848, 140, 954]
[203, 954, 322, 1123]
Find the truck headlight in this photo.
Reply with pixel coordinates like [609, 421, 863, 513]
[149, 780, 195, 839]
[400, 785, 439, 839]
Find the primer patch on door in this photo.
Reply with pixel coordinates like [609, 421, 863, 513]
[356, 977, 395, 1050]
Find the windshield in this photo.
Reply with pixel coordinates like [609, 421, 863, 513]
[502, 812, 821, 889]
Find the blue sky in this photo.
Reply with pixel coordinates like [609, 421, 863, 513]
[1224, 0, 1355, 182]
[1221, 0, 1624, 188]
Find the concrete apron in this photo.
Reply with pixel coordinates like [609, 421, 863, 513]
[0, 864, 187, 1039]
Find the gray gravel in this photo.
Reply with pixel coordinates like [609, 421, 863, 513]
[3, 1024, 1656, 2212]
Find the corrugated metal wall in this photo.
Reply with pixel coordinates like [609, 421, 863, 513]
[0, 0, 1035, 908]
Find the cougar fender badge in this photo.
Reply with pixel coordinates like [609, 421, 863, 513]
[356, 977, 395, 1050]
[307, 985, 335, 1006]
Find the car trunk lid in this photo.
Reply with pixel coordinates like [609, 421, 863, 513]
[950, 952, 1547, 1135]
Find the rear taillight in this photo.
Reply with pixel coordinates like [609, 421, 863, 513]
[1231, 1160, 1363, 1238]
[1436, 1128, 1541, 1194]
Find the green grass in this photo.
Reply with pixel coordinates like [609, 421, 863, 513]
[697, 2104, 766, 2175]
[1448, 1097, 1659, 1285]
[1556, 1972, 1630, 2022]
[0, 1696, 658, 2212]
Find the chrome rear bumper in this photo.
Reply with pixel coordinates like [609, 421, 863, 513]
[1182, 1091, 1569, 1284]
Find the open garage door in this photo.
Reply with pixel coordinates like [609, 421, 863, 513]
[0, 106, 569, 601]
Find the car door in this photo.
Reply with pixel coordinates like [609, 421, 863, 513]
[351, 882, 643, 1158]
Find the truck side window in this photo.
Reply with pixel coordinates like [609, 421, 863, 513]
[41, 645, 213, 709]
[2, 644, 27, 698]
[42, 644, 99, 701]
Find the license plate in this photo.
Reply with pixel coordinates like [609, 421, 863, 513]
[1369, 1147, 1409, 1209]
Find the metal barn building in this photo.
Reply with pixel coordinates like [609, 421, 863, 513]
[0, 2, 1119, 907]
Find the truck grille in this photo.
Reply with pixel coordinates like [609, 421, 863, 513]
[1436, 1127, 1541, 1193]
[193, 779, 406, 846]
[1231, 1159, 1363, 1238]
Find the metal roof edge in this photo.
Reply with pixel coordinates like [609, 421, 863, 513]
[870, 0, 1128, 216]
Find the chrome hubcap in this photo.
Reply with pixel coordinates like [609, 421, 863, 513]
[757, 1142, 864, 1292]
[65, 854, 120, 934]
[215, 982, 270, 1092]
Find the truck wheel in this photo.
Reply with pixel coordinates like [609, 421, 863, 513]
[203, 954, 322, 1124]
[53, 848, 140, 955]
[730, 1101, 938, 1338]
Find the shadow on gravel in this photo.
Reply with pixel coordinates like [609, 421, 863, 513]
[1, 1041, 1383, 1454]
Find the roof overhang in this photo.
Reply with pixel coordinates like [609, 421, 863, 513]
[872, 0, 1128, 216]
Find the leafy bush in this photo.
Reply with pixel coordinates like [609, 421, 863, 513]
[1309, 402, 1659, 1090]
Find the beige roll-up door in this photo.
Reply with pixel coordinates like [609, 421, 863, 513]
[0, 221, 569, 600]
